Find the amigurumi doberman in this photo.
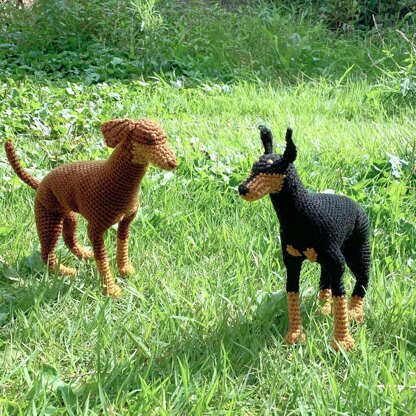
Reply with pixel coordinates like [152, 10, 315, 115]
[5, 118, 177, 298]
[238, 126, 370, 350]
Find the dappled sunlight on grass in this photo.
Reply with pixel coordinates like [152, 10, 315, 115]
[1, 78, 415, 413]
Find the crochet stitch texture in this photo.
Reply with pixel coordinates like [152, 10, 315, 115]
[238, 126, 371, 351]
[5, 118, 177, 297]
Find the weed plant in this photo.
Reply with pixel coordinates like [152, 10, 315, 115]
[0, 0, 415, 92]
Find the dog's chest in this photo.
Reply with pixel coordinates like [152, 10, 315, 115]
[77, 181, 139, 226]
[279, 212, 322, 263]
[286, 244, 318, 262]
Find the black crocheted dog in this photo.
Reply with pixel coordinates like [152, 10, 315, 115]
[238, 126, 370, 350]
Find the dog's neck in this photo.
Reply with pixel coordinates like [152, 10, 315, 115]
[270, 164, 309, 222]
[104, 141, 148, 189]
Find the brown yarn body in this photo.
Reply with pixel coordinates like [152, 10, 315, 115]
[5, 119, 177, 297]
[332, 295, 355, 351]
[285, 292, 306, 344]
[4, 140, 40, 190]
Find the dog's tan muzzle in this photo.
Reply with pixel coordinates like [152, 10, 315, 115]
[132, 142, 178, 170]
[151, 144, 178, 171]
[238, 173, 285, 201]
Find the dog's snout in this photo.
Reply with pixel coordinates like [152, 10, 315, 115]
[167, 158, 178, 170]
[238, 183, 249, 196]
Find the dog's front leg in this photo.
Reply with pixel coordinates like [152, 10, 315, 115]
[117, 211, 137, 277]
[283, 253, 306, 344]
[88, 225, 122, 298]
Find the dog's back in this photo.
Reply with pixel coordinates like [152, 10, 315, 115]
[308, 192, 368, 248]
[276, 190, 368, 254]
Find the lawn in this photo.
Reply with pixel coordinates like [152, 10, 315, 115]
[0, 1, 415, 414]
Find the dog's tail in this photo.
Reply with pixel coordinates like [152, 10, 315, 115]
[4, 140, 39, 190]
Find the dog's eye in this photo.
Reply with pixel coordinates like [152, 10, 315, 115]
[145, 137, 154, 145]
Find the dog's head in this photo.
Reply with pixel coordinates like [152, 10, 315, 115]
[101, 118, 178, 171]
[238, 126, 297, 201]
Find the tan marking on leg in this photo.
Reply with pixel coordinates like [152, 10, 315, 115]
[285, 292, 306, 344]
[331, 295, 355, 351]
[303, 247, 318, 262]
[286, 245, 302, 257]
[349, 295, 364, 324]
[318, 288, 332, 315]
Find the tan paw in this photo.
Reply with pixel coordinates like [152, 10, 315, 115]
[285, 329, 306, 345]
[349, 308, 364, 324]
[119, 264, 135, 278]
[79, 248, 93, 260]
[72, 245, 93, 260]
[103, 284, 123, 298]
[318, 289, 332, 315]
[331, 335, 355, 351]
[318, 302, 332, 316]
[59, 265, 76, 276]
[349, 296, 364, 324]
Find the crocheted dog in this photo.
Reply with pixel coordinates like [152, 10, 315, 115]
[5, 118, 177, 298]
[238, 126, 370, 350]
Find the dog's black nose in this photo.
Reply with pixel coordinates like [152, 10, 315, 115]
[238, 183, 249, 196]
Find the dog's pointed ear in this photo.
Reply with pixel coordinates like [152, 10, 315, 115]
[282, 127, 297, 163]
[259, 125, 273, 154]
[101, 119, 135, 148]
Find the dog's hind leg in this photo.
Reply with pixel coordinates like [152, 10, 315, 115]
[343, 240, 370, 324]
[35, 201, 75, 276]
[88, 225, 122, 298]
[116, 211, 137, 277]
[63, 212, 93, 260]
[319, 247, 355, 351]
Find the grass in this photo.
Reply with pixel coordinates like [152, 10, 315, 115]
[1, 0, 416, 414]
[1, 79, 415, 415]
[1, 0, 415, 89]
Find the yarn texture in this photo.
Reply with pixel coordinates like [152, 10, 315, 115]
[349, 295, 365, 324]
[318, 288, 332, 315]
[5, 118, 177, 297]
[285, 292, 306, 344]
[239, 126, 371, 351]
[332, 295, 355, 350]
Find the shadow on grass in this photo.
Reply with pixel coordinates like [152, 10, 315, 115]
[0, 251, 89, 329]
[75, 291, 331, 404]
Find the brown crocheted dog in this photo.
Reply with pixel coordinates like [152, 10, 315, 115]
[5, 118, 177, 297]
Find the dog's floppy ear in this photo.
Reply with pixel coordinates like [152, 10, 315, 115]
[101, 119, 135, 148]
[282, 127, 297, 164]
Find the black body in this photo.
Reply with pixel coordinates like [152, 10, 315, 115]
[239, 126, 371, 298]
